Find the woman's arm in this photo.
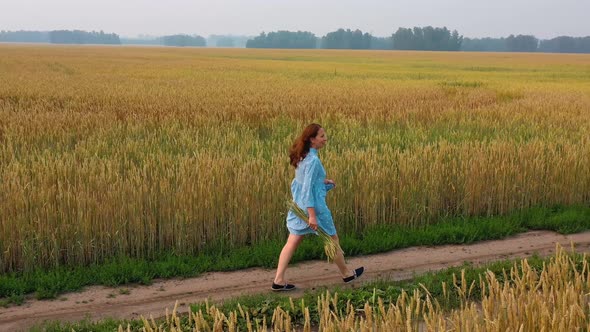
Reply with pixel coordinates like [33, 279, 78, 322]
[324, 179, 336, 191]
[301, 158, 320, 208]
[307, 207, 318, 231]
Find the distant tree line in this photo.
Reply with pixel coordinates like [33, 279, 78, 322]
[245, 28, 590, 53]
[0, 30, 49, 42]
[49, 30, 120, 44]
[370, 36, 393, 50]
[158, 34, 206, 47]
[2, 29, 590, 53]
[0, 30, 207, 47]
[392, 27, 462, 51]
[246, 31, 317, 49]
[463, 35, 590, 53]
[461, 37, 509, 52]
[212, 36, 235, 47]
[207, 35, 252, 48]
[539, 36, 590, 53]
[120, 37, 159, 45]
[122, 34, 207, 47]
[0, 30, 120, 44]
[322, 29, 372, 49]
[245, 26, 462, 51]
[463, 35, 538, 52]
[123, 34, 251, 47]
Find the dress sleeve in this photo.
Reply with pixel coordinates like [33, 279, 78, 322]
[325, 183, 335, 192]
[301, 158, 320, 208]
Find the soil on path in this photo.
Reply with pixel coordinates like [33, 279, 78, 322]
[1, 230, 589, 331]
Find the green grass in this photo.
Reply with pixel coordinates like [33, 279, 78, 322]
[29, 317, 144, 332]
[1, 205, 589, 306]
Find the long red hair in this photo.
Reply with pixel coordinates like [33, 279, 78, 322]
[289, 123, 322, 168]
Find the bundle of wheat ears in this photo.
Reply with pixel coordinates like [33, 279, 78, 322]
[288, 200, 343, 262]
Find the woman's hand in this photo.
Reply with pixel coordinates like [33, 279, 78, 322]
[324, 179, 336, 187]
[308, 216, 318, 231]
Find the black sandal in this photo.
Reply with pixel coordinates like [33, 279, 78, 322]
[271, 282, 296, 291]
[343, 267, 364, 283]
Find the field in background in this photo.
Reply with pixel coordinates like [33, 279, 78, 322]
[1, 45, 589, 273]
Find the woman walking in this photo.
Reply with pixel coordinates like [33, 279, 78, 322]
[272, 123, 364, 291]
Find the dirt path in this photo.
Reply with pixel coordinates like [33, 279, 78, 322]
[1, 230, 589, 331]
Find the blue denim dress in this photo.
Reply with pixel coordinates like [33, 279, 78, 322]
[287, 148, 336, 236]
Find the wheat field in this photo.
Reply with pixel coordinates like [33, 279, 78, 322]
[1, 45, 589, 272]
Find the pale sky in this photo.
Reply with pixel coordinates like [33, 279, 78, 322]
[1, 0, 588, 39]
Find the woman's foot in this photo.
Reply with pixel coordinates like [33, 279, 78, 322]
[343, 267, 364, 283]
[271, 282, 296, 291]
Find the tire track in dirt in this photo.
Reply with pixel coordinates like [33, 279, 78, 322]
[1, 230, 589, 331]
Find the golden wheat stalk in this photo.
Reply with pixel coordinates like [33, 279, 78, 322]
[287, 200, 342, 262]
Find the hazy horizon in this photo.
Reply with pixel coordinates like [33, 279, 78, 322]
[1, 0, 589, 39]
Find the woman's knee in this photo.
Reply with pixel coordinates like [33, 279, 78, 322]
[287, 234, 304, 247]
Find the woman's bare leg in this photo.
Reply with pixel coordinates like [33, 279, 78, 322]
[273, 234, 304, 284]
[331, 234, 354, 277]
